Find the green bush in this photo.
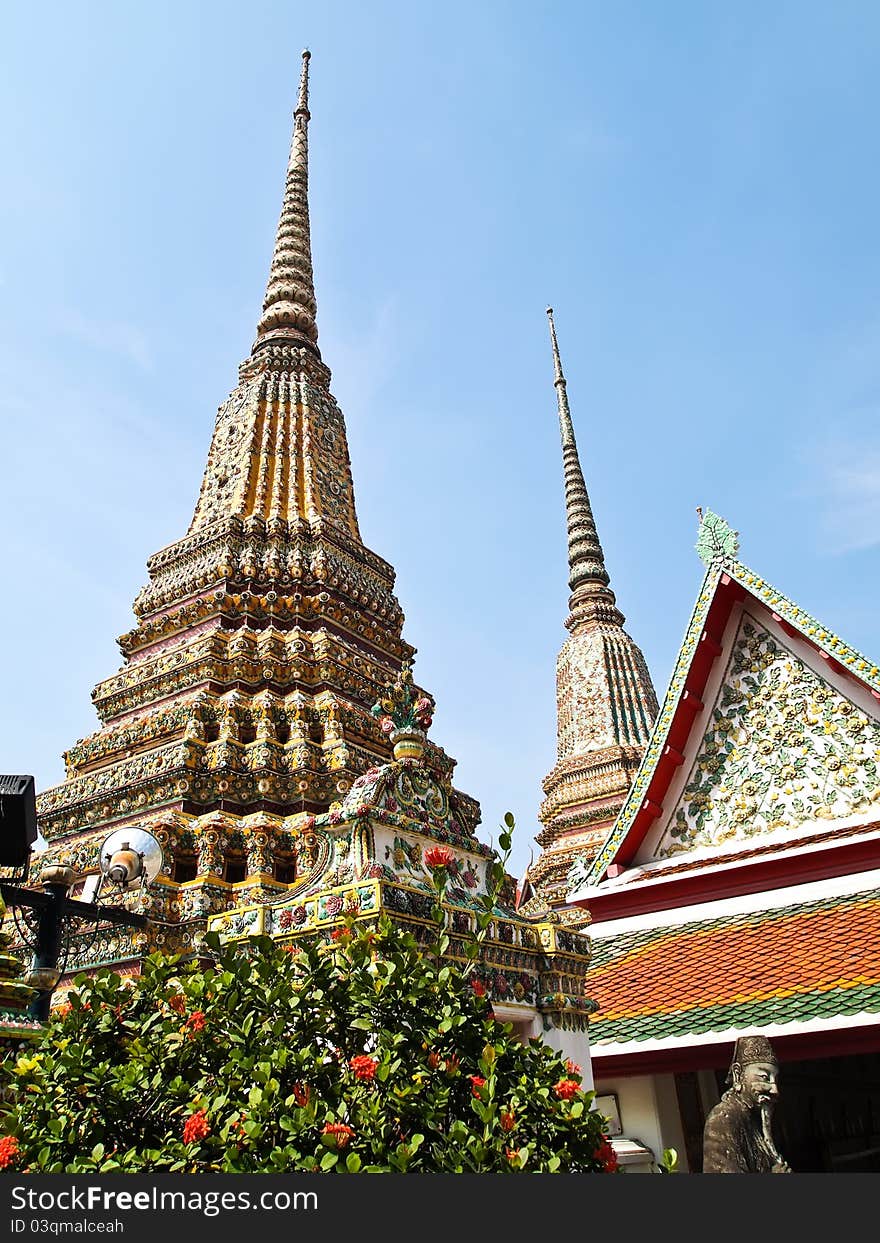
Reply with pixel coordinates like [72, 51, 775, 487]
[2, 919, 615, 1173]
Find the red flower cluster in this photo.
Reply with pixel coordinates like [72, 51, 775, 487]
[182, 1110, 210, 1145]
[565, 1059, 582, 1077]
[427, 1051, 441, 1070]
[55, 1001, 73, 1019]
[292, 1083, 310, 1108]
[167, 994, 186, 1014]
[0, 1136, 21, 1170]
[184, 1011, 206, 1037]
[553, 1078, 581, 1100]
[424, 845, 455, 870]
[470, 979, 487, 997]
[500, 1110, 516, 1133]
[330, 928, 350, 942]
[350, 1055, 378, 1082]
[323, 1123, 354, 1149]
[469, 1075, 486, 1098]
[594, 1139, 618, 1172]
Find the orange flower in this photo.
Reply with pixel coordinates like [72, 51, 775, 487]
[554, 1078, 580, 1100]
[55, 1001, 72, 1019]
[184, 1011, 206, 1037]
[0, 1136, 21, 1170]
[350, 1055, 378, 1082]
[182, 1110, 210, 1145]
[424, 845, 455, 870]
[167, 994, 186, 1014]
[323, 1123, 354, 1149]
[469, 1075, 486, 1098]
[565, 1059, 581, 1077]
[505, 1147, 518, 1164]
[444, 1054, 460, 1076]
[500, 1110, 516, 1132]
[427, 1051, 441, 1070]
[470, 979, 487, 997]
[292, 1083, 310, 1108]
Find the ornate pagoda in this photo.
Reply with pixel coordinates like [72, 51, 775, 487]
[33, 51, 481, 964]
[0, 891, 40, 1052]
[26, 53, 596, 1067]
[521, 309, 658, 914]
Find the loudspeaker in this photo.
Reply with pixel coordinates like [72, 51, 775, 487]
[0, 774, 37, 867]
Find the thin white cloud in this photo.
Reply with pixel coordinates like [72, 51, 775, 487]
[800, 317, 880, 554]
[813, 443, 880, 553]
[59, 309, 152, 372]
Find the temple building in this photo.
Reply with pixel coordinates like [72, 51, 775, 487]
[519, 310, 658, 916]
[567, 511, 880, 1172]
[23, 54, 595, 1072]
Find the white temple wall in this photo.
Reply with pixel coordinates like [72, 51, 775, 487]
[542, 1024, 594, 1091]
[593, 1072, 689, 1172]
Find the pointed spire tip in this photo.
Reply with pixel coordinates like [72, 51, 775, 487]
[302, 48, 311, 59]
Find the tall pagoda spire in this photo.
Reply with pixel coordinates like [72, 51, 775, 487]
[33, 53, 481, 975]
[547, 307, 611, 598]
[254, 50, 319, 357]
[522, 309, 658, 915]
[546, 307, 624, 633]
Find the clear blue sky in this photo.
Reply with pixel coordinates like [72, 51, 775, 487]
[2, 2, 880, 878]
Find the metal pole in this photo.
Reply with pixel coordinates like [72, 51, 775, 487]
[27, 866, 75, 1022]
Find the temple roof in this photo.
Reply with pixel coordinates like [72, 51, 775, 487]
[587, 884, 880, 1057]
[569, 511, 880, 897]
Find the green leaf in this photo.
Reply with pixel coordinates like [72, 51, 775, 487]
[346, 1152, 362, 1173]
[321, 1150, 339, 1170]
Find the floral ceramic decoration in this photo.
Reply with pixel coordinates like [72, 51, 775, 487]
[658, 615, 880, 855]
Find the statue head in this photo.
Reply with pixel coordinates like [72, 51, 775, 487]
[726, 1035, 780, 1110]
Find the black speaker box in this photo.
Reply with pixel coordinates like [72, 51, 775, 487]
[0, 774, 37, 867]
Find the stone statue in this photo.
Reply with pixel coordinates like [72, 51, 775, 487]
[702, 1035, 792, 1173]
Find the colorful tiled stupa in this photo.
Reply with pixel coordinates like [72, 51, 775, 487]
[26, 53, 596, 1064]
[33, 50, 476, 963]
[0, 891, 40, 1051]
[521, 310, 658, 914]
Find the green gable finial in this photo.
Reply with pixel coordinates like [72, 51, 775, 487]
[695, 507, 740, 566]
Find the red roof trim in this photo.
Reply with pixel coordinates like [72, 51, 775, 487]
[612, 581, 738, 869]
[585, 833, 880, 923]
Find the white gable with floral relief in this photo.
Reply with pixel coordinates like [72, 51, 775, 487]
[651, 609, 880, 858]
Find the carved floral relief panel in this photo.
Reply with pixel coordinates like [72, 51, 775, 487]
[658, 614, 880, 856]
[556, 635, 616, 761]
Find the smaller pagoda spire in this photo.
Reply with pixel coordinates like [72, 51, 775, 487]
[254, 50, 320, 356]
[546, 308, 619, 629]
